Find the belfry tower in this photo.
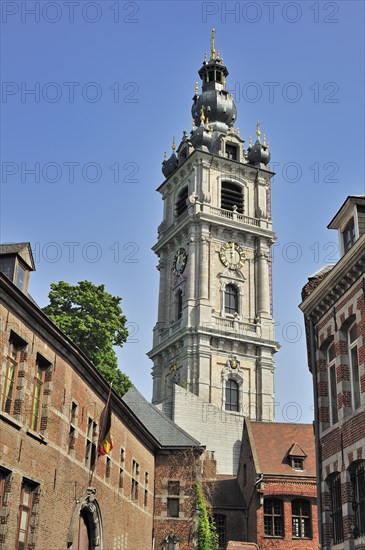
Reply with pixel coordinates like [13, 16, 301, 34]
[148, 30, 279, 427]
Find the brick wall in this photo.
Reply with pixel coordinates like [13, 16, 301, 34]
[0, 301, 155, 550]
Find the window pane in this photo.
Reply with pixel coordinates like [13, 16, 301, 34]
[167, 498, 179, 517]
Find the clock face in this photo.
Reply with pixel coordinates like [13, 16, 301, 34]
[220, 242, 245, 269]
[173, 248, 187, 276]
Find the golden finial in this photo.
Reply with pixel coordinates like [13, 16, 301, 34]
[163, 151, 166, 160]
[192, 118, 195, 128]
[205, 116, 209, 125]
[249, 136, 252, 147]
[172, 136, 176, 151]
[256, 121, 261, 141]
[263, 134, 267, 146]
[204, 51, 207, 62]
[195, 82, 199, 95]
[210, 28, 216, 60]
[200, 105, 205, 123]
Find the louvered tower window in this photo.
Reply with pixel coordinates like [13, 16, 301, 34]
[175, 187, 188, 217]
[221, 182, 243, 213]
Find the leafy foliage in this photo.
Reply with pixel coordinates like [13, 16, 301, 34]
[43, 280, 132, 396]
[194, 482, 219, 550]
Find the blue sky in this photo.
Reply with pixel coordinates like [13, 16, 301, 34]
[1, 1, 364, 422]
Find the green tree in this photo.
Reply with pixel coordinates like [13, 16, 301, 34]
[43, 280, 132, 396]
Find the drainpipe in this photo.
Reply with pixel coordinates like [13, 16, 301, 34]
[309, 317, 323, 549]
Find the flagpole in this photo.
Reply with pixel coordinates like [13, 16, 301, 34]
[89, 382, 113, 486]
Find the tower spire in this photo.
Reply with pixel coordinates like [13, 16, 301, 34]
[210, 28, 216, 60]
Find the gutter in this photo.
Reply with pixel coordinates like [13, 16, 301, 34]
[309, 316, 323, 549]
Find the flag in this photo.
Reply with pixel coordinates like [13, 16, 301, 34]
[98, 387, 113, 456]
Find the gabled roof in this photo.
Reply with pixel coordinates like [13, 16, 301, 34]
[0, 242, 35, 270]
[328, 195, 365, 230]
[122, 387, 202, 449]
[287, 442, 307, 458]
[245, 420, 316, 477]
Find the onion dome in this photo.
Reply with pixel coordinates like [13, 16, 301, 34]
[190, 107, 213, 152]
[192, 29, 237, 135]
[247, 123, 271, 167]
[162, 137, 179, 178]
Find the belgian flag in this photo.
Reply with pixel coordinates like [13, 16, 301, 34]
[98, 388, 113, 456]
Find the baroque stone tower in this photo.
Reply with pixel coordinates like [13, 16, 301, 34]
[148, 30, 278, 427]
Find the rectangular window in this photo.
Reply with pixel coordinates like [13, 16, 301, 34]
[30, 355, 50, 431]
[119, 448, 125, 490]
[144, 472, 149, 508]
[351, 462, 365, 537]
[264, 498, 284, 537]
[343, 218, 356, 253]
[68, 401, 77, 453]
[167, 498, 179, 517]
[330, 474, 344, 544]
[15, 263, 26, 291]
[214, 514, 226, 547]
[329, 364, 338, 425]
[106, 456, 111, 481]
[226, 143, 238, 161]
[16, 481, 38, 550]
[349, 324, 361, 410]
[2, 339, 23, 415]
[167, 479, 180, 517]
[85, 418, 97, 469]
[292, 499, 311, 538]
[131, 460, 139, 501]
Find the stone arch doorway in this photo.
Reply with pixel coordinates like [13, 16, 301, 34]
[68, 488, 103, 550]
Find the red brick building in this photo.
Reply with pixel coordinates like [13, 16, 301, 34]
[300, 196, 365, 550]
[237, 420, 318, 549]
[0, 243, 206, 550]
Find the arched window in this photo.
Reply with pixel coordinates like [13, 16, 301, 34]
[349, 461, 365, 537]
[348, 321, 361, 410]
[225, 284, 238, 314]
[327, 343, 338, 425]
[264, 498, 284, 537]
[176, 290, 183, 320]
[327, 473, 344, 544]
[175, 187, 188, 217]
[292, 499, 311, 538]
[221, 181, 243, 213]
[225, 379, 239, 412]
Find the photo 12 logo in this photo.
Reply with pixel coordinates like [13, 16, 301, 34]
[1, 1, 140, 24]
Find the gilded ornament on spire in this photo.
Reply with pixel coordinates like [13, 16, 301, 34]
[205, 116, 209, 125]
[256, 121, 261, 141]
[172, 136, 176, 151]
[204, 51, 207, 62]
[195, 82, 199, 94]
[263, 134, 267, 146]
[200, 105, 205, 123]
[210, 28, 216, 60]
[192, 118, 195, 128]
[163, 151, 166, 160]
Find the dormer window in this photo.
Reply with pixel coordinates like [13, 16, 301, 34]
[226, 143, 238, 161]
[287, 443, 307, 471]
[343, 218, 355, 253]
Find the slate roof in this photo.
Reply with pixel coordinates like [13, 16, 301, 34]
[208, 475, 244, 509]
[247, 420, 316, 477]
[122, 387, 202, 448]
[0, 242, 35, 270]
